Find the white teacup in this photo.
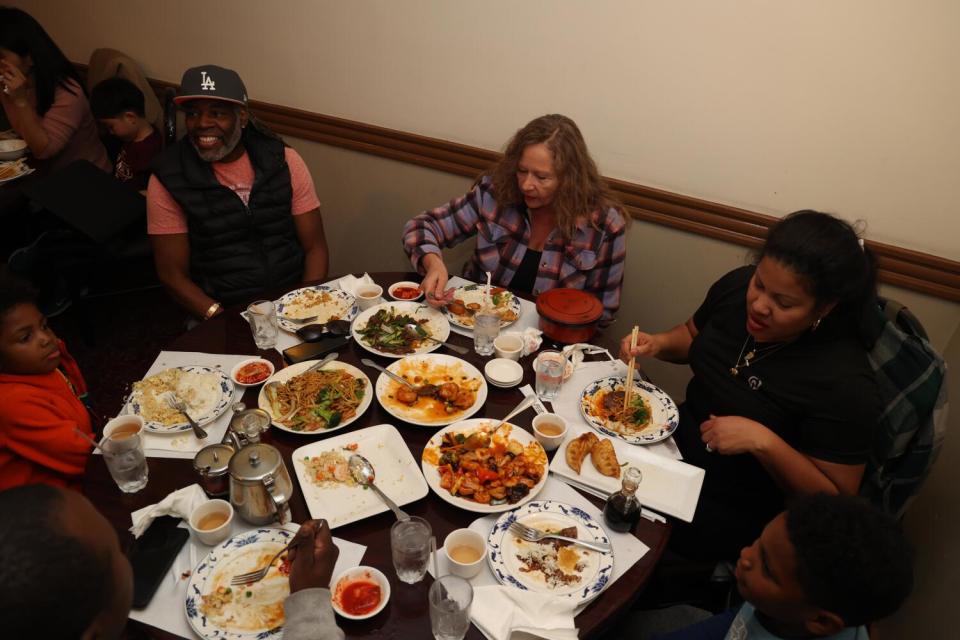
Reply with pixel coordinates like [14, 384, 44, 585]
[531, 413, 568, 452]
[493, 333, 524, 360]
[103, 414, 144, 440]
[443, 528, 485, 579]
[189, 499, 234, 546]
[356, 284, 384, 311]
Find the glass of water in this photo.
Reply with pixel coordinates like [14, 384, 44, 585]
[391, 516, 432, 584]
[102, 427, 149, 493]
[247, 300, 278, 350]
[429, 575, 473, 640]
[473, 311, 500, 356]
[534, 349, 566, 401]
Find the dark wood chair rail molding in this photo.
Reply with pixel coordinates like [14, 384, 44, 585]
[116, 69, 960, 302]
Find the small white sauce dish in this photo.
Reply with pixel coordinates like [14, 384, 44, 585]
[229, 357, 275, 387]
[484, 358, 523, 388]
[330, 565, 391, 620]
[387, 280, 424, 302]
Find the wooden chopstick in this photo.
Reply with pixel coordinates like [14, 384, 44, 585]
[622, 326, 639, 423]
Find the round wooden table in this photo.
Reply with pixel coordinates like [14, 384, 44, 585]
[84, 272, 669, 639]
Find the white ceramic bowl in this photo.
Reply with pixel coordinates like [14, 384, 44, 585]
[531, 413, 568, 452]
[484, 358, 523, 388]
[331, 565, 391, 620]
[493, 333, 524, 361]
[443, 528, 486, 579]
[388, 280, 424, 302]
[0, 138, 27, 161]
[355, 284, 384, 311]
[188, 499, 234, 546]
[230, 357, 275, 387]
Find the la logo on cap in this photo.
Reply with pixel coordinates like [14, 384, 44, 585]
[200, 70, 216, 91]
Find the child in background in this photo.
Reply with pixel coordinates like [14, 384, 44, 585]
[91, 76, 162, 191]
[0, 275, 94, 490]
[625, 494, 913, 639]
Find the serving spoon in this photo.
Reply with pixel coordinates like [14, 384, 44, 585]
[360, 358, 416, 389]
[403, 323, 469, 355]
[463, 394, 539, 450]
[348, 454, 410, 521]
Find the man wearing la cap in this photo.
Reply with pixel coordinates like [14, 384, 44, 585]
[147, 65, 329, 320]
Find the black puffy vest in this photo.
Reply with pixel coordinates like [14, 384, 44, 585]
[152, 128, 304, 303]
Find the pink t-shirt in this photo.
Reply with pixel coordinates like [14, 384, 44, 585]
[33, 79, 110, 173]
[147, 146, 321, 235]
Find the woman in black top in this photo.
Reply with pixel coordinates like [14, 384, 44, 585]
[620, 211, 880, 560]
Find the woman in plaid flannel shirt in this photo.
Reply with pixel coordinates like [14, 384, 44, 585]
[402, 114, 628, 326]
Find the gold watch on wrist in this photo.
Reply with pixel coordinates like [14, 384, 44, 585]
[203, 302, 222, 320]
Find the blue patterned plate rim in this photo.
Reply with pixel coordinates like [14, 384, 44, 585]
[124, 365, 234, 435]
[578, 375, 679, 445]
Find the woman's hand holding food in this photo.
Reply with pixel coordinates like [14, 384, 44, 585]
[0, 60, 28, 103]
[699, 414, 774, 455]
[420, 253, 454, 308]
[288, 519, 339, 593]
[618, 330, 660, 362]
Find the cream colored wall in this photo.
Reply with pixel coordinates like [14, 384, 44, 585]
[11, 0, 960, 260]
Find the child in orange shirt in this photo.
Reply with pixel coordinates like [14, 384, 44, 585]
[0, 276, 94, 490]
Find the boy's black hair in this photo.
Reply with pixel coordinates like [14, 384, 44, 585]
[0, 485, 112, 639]
[0, 273, 39, 321]
[786, 493, 913, 627]
[91, 76, 147, 119]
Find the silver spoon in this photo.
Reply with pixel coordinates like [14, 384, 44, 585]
[360, 358, 416, 389]
[464, 394, 539, 450]
[348, 454, 410, 521]
[264, 352, 340, 421]
[403, 323, 469, 355]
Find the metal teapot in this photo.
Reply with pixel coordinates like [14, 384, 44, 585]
[228, 443, 293, 525]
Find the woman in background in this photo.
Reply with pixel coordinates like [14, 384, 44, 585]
[402, 114, 628, 325]
[0, 7, 109, 172]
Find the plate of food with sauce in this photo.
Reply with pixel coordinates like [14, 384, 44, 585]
[421, 418, 548, 513]
[258, 360, 372, 434]
[579, 375, 679, 445]
[274, 285, 358, 333]
[444, 283, 521, 330]
[352, 301, 450, 357]
[374, 354, 486, 426]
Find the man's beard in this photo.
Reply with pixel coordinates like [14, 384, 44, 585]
[191, 121, 244, 162]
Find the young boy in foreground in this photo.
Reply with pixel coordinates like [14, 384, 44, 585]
[642, 494, 912, 639]
[91, 76, 162, 190]
[0, 275, 94, 490]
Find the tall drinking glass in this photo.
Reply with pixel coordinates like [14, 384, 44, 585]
[473, 312, 499, 356]
[247, 300, 278, 349]
[102, 416, 149, 493]
[429, 575, 473, 640]
[391, 516, 432, 584]
[534, 349, 566, 401]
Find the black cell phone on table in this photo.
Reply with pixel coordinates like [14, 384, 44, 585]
[283, 335, 350, 365]
[128, 515, 189, 609]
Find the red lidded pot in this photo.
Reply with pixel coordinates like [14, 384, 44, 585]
[535, 288, 603, 344]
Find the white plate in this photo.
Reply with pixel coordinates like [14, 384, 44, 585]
[0, 159, 33, 184]
[124, 366, 234, 434]
[352, 301, 450, 358]
[549, 429, 704, 522]
[421, 418, 548, 513]
[444, 284, 522, 330]
[274, 285, 358, 333]
[375, 354, 487, 427]
[185, 528, 292, 640]
[579, 375, 679, 445]
[258, 360, 372, 435]
[292, 424, 429, 528]
[487, 500, 613, 605]
[229, 358, 275, 387]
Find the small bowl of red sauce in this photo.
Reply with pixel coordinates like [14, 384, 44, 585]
[230, 358, 275, 387]
[331, 566, 390, 620]
[388, 281, 424, 302]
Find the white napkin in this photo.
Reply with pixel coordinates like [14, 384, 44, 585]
[335, 272, 375, 296]
[561, 343, 616, 371]
[520, 328, 543, 356]
[472, 586, 578, 640]
[129, 484, 208, 538]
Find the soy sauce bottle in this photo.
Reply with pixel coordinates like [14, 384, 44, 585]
[603, 466, 643, 532]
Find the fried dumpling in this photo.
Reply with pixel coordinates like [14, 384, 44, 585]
[565, 432, 598, 474]
[590, 438, 621, 478]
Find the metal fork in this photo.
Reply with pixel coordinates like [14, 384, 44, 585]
[230, 539, 299, 586]
[508, 521, 612, 554]
[165, 393, 208, 439]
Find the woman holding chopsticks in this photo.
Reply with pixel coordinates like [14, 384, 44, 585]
[401, 114, 629, 326]
[618, 210, 880, 562]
